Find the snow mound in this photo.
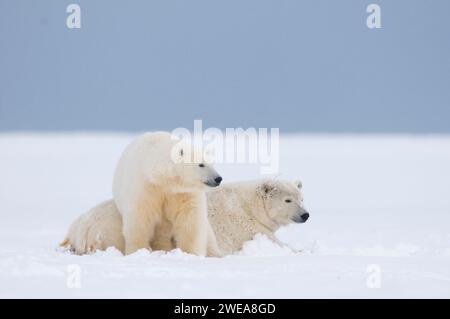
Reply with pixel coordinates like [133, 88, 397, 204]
[237, 234, 296, 256]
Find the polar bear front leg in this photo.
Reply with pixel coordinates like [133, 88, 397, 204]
[266, 233, 301, 254]
[172, 211, 208, 256]
[206, 222, 223, 257]
[151, 218, 175, 251]
[122, 210, 157, 255]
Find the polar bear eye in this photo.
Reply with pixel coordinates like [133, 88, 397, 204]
[285, 199, 292, 203]
[199, 163, 205, 168]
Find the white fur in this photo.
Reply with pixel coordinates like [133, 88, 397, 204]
[111, 132, 221, 255]
[62, 179, 308, 256]
[207, 179, 307, 255]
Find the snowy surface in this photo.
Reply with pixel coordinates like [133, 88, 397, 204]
[1, 133, 450, 298]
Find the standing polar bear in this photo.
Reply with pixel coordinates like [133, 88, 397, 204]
[112, 132, 222, 255]
[62, 179, 309, 256]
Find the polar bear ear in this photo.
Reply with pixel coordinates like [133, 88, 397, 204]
[293, 180, 302, 189]
[258, 181, 277, 198]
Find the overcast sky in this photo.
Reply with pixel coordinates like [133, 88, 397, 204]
[1, 0, 449, 133]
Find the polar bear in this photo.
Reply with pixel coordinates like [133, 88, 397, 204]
[61, 179, 309, 256]
[207, 179, 309, 255]
[111, 131, 222, 255]
[60, 199, 220, 256]
[61, 200, 125, 255]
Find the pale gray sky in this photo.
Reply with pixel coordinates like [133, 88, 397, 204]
[1, 0, 449, 132]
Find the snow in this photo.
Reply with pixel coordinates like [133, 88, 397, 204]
[1, 133, 450, 298]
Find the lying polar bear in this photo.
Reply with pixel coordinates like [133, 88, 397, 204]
[61, 179, 309, 256]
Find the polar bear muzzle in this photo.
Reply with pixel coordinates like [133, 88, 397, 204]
[204, 176, 222, 187]
[292, 209, 310, 223]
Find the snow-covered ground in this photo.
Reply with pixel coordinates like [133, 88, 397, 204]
[1, 133, 450, 298]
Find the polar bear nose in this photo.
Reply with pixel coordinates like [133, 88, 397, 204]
[301, 213, 309, 221]
[214, 176, 223, 185]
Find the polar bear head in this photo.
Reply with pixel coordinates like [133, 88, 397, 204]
[256, 179, 309, 226]
[140, 132, 222, 191]
[170, 150, 223, 191]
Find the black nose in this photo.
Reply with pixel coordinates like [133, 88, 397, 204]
[214, 176, 222, 185]
[301, 213, 309, 221]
